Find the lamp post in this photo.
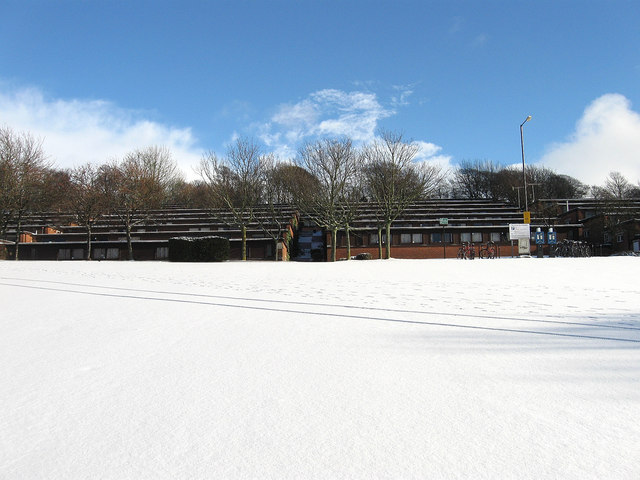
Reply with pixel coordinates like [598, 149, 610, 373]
[520, 115, 532, 212]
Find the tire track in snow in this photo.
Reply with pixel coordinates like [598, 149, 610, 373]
[2, 280, 639, 344]
[2, 276, 639, 332]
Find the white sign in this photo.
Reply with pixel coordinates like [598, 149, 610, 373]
[509, 223, 531, 241]
[518, 238, 531, 255]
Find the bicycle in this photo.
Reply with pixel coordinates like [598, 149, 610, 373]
[456, 242, 476, 260]
[553, 239, 592, 257]
[479, 241, 497, 259]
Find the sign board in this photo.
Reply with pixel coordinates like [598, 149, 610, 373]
[439, 218, 449, 226]
[508, 223, 531, 241]
[523, 211, 531, 224]
[534, 231, 545, 245]
[518, 238, 531, 255]
[547, 231, 557, 245]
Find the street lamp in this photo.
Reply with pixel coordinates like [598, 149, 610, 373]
[520, 115, 532, 212]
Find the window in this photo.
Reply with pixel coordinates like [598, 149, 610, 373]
[603, 232, 611, 243]
[430, 232, 442, 243]
[583, 229, 590, 239]
[460, 232, 471, 243]
[107, 248, 120, 259]
[443, 233, 453, 243]
[72, 248, 84, 260]
[472, 232, 483, 243]
[490, 232, 501, 242]
[400, 233, 424, 244]
[57, 249, 71, 260]
[370, 233, 386, 245]
[155, 247, 169, 259]
[93, 248, 106, 260]
[617, 233, 624, 243]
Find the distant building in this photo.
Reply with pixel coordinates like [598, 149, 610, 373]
[3, 198, 637, 261]
[3, 207, 298, 261]
[539, 198, 640, 256]
[324, 198, 580, 260]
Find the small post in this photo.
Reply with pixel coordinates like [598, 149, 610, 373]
[443, 225, 446, 259]
[439, 218, 449, 259]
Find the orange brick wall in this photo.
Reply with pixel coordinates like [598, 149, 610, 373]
[326, 243, 524, 260]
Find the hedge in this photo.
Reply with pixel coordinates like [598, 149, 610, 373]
[168, 236, 230, 262]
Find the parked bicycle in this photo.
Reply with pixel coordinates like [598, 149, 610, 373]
[553, 239, 592, 257]
[457, 242, 476, 260]
[479, 241, 497, 259]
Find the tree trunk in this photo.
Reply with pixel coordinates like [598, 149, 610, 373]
[125, 222, 134, 260]
[385, 222, 392, 259]
[86, 224, 92, 260]
[377, 226, 383, 259]
[274, 238, 279, 261]
[345, 225, 351, 260]
[241, 225, 247, 261]
[13, 215, 21, 260]
[331, 228, 337, 262]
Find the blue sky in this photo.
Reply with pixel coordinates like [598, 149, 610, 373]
[1, 0, 639, 185]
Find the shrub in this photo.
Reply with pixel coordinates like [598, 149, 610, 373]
[169, 236, 230, 262]
[353, 252, 372, 260]
[310, 248, 325, 262]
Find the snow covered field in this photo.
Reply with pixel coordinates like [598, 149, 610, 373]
[1, 257, 639, 479]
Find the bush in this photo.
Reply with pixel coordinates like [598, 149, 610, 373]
[310, 248, 325, 262]
[169, 236, 230, 262]
[353, 252, 372, 260]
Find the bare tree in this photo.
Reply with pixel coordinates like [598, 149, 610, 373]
[24, 167, 73, 217]
[166, 179, 210, 208]
[532, 168, 587, 199]
[254, 158, 299, 260]
[601, 171, 633, 199]
[67, 163, 108, 260]
[297, 137, 360, 262]
[450, 159, 501, 199]
[0, 127, 50, 259]
[337, 163, 365, 260]
[199, 137, 267, 261]
[363, 131, 443, 259]
[591, 171, 640, 251]
[102, 146, 179, 260]
[0, 133, 17, 238]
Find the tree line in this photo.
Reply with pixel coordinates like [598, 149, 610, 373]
[2, 125, 638, 261]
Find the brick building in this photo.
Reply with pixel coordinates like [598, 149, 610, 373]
[324, 199, 579, 260]
[3, 198, 636, 261]
[3, 206, 298, 261]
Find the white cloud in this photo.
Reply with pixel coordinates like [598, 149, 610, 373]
[414, 141, 454, 171]
[391, 84, 415, 107]
[0, 83, 454, 183]
[259, 88, 394, 158]
[0, 85, 203, 180]
[258, 88, 452, 170]
[539, 94, 640, 186]
[471, 33, 488, 48]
